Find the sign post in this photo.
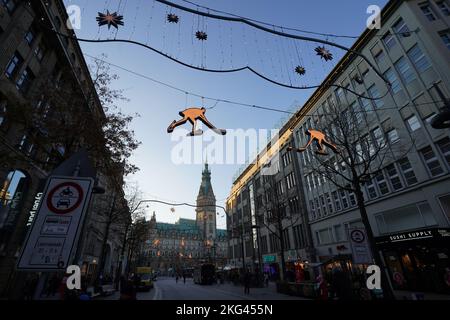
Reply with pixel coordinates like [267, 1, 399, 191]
[17, 176, 94, 271]
[348, 228, 373, 265]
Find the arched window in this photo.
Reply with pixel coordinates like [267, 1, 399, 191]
[0, 170, 29, 231]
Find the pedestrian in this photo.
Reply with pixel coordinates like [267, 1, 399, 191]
[183, 273, 186, 284]
[264, 273, 269, 288]
[176, 274, 179, 283]
[244, 270, 251, 295]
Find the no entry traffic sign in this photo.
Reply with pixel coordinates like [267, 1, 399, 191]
[46, 182, 84, 215]
[17, 176, 94, 271]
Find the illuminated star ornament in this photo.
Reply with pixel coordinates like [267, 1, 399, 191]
[96, 10, 124, 30]
[315, 46, 333, 61]
[295, 66, 306, 75]
[196, 31, 208, 41]
[167, 13, 179, 23]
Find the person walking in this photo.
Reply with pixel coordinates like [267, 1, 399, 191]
[244, 270, 251, 295]
[176, 274, 179, 283]
[183, 273, 186, 284]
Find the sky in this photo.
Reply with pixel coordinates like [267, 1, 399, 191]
[64, 0, 388, 228]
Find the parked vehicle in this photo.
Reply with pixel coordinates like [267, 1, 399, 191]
[193, 264, 215, 285]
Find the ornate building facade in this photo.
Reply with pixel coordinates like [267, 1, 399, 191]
[140, 164, 228, 274]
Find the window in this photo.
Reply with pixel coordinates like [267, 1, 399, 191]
[393, 18, 410, 36]
[382, 32, 397, 50]
[398, 157, 418, 185]
[335, 87, 345, 105]
[350, 101, 363, 125]
[4, 52, 23, 78]
[376, 172, 390, 195]
[368, 85, 384, 108]
[421, 146, 444, 176]
[366, 180, 378, 199]
[282, 152, 292, 167]
[293, 225, 305, 248]
[439, 30, 450, 50]
[332, 191, 341, 211]
[317, 228, 333, 245]
[285, 172, 296, 190]
[16, 68, 35, 93]
[340, 190, 349, 209]
[406, 115, 421, 132]
[325, 193, 333, 213]
[309, 200, 315, 219]
[407, 44, 431, 72]
[374, 49, 386, 64]
[359, 97, 372, 112]
[387, 129, 400, 143]
[315, 198, 321, 217]
[277, 180, 284, 195]
[320, 195, 327, 215]
[24, 26, 36, 45]
[436, 1, 450, 16]
[436, 137, 450, 168]
[384, 68, 402, 94]
[386, 164, 403, 191]
[348, 191, 357, 206]
[420, 2, 437, 21]
[372, 127, 385, 148]
[0, 100, 6, 127]
[395, 57, 416, 84]
[34, 42, 46, 62]
[283, 229, 291, 249]
[18, 134, 35, 155]
[1, 0, 16, 14]
[288, 196, 299, 215]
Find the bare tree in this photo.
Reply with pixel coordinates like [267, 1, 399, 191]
[256, 172, 301, 281]
[294, 99, 412, 299]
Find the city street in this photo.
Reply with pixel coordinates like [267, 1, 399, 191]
[102, 277, 306, 300]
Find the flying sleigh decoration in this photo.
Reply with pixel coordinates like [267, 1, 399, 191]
[167, 107, 227, 136]
[96, 10, 124, 29]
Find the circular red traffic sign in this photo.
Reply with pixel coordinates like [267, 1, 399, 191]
[46, 182, 84, 215]
[350, 230, 365, 243]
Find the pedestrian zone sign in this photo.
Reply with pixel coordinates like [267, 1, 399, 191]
[17, 176, 93, 271]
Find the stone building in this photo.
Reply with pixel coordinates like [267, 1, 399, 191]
[227, 0, 450, 294]
[140, 164, 228, 274]
[0, 0, 128, 298]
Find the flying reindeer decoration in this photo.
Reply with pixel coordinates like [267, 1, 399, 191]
[167, 107, 227, 136]
[288, 129, 339, 156]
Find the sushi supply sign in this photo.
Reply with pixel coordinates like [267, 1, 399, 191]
[17, 176, 94, 271]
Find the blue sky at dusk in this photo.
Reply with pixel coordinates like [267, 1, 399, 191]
[65, 0, 388, 228]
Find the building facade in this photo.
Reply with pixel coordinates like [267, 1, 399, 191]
[0, 0, 128, 298]
[140, 164, 228, 274]
[291, 0, 450, 294]
[226, 132, 315, 281]
[227, 0, 450, 293]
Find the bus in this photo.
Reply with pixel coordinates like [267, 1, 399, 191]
[193, 264, 215, 285]
[136, 267, 154, 291]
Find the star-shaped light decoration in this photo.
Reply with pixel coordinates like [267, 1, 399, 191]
[195, 31, 208, 41]
[96, 10, 124, 30]
[315, 46, 333, 61]
[295, 66, 306, 75]
[167, 13, 179, 23]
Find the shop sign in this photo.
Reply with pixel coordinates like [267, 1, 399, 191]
[263, 255, 276, 263]
[389, 230, 433, 242]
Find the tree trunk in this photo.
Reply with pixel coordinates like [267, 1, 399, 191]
[96, 219, 112, 285]
[278, 216, 287, 281]
[354, 188, 395, 300]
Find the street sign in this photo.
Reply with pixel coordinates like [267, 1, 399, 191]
[348, 228, 373, 265]
[17, 176, 94, 271]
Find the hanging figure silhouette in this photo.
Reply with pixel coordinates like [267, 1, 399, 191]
[288, 129, 339, 155]
[167, 107, 227, 136]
